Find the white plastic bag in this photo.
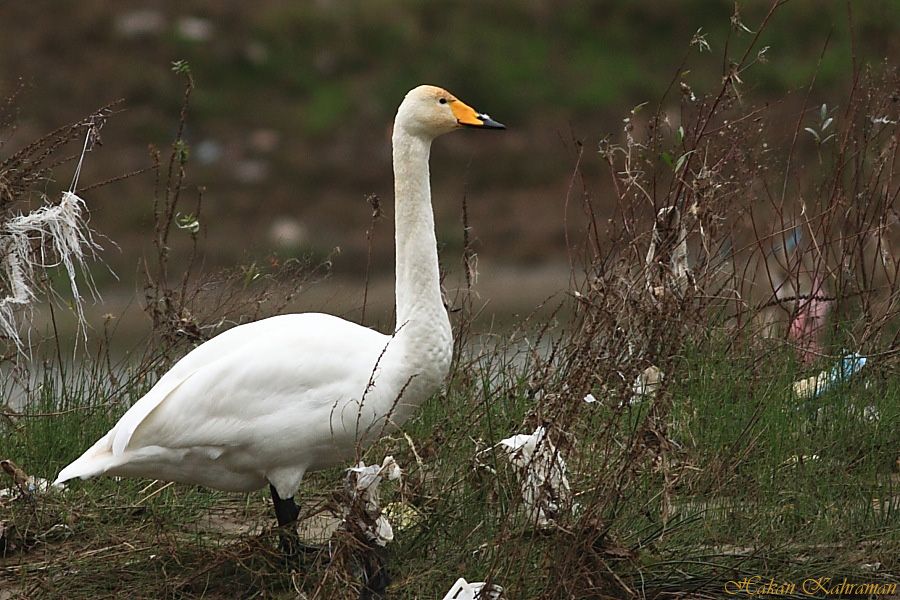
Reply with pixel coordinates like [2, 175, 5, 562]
[443, 577, 503, 600]
[499, 426, 571, 528]
[344, 455, 402, 546]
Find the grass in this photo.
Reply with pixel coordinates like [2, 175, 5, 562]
[1, 331, 897, 598]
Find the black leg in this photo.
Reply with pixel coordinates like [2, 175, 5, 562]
[270, 484, 301, 527]
[269, 484, 324, 560]
[359, 544, 390, 599]
[270, 483, 302, 559]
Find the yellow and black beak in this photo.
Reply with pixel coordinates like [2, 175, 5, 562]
[451, 99, 506, 130]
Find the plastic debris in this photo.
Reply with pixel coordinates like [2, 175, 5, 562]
[646, 205, 690, 298]
[630, 365, 664, 404]
[781, 454, 820, 467]
[498, 427, 572, 528]
[344, 455, 402, 546]
[583, 393, 597, 404]
[770, 227, 832, 364]
[1, 119, 104, 349]
[37, 523, 74, 542]
[443, 577, 504, 600]
[0, 459, 60, 498]
[860, 405, 880, 422]
[787, 274, 831, 365]
[381, 501, 422, 532]
[0, 192, 100, 347]
[793, 353, 867, 400]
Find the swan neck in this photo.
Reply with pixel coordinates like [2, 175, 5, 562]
[392, 130, 446, 331]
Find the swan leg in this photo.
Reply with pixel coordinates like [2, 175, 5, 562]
[270, 483, 301, 527]
[269, 484, 321, 559]
[359, 544, 390, 599]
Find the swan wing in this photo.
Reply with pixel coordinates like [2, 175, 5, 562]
[118, 313, 389, 453]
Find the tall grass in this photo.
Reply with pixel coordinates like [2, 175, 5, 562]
[1, 333, 896, 598]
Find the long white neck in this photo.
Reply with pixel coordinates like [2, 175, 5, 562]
[390, 127, 452, 381]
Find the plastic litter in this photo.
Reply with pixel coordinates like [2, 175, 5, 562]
[645, 205, 690, 297]
[793, 353, 866, 400]
[631, 365, 664, 404]
[1, 120, 104, 349]
[344, 455, 402, 546]
[0, 460, 61, 498]
[498, 426, 571, 528]
[381, 501, 422, 532]
[443, 577, 504, 600]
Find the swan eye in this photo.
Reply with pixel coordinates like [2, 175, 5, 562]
[439, 98, 447, 104]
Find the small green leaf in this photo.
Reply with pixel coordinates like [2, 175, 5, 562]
[242, 262, 261, 286]
[173, 140, 190, 164]
[175, 212, 200, 234]
[677, 126, 685, 144]
[171, 59, 191, 75]
[661, 151, 674, 167]
[674, 150, 695, 173]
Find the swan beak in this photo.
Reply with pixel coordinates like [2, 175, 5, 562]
[451, 100, 506, 130]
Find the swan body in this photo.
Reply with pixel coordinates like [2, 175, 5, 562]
[54, 85, 504, 503]
[57, 313, 405, 497]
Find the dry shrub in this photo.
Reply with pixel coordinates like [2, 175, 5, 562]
[141, 62, 334, 356]
[482, 9, 899, 597]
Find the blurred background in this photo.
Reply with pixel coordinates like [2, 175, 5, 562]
[2, 0, 899, 338]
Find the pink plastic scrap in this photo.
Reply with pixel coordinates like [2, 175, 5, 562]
[787, 274, 831, 365]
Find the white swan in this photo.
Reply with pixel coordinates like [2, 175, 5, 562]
[54, 85, 503, 540]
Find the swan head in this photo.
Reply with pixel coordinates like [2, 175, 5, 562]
[395, 85, 505, 139]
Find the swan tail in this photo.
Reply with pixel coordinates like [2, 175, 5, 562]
[54, 371, 197, 487]
[53, 431, 120, 486]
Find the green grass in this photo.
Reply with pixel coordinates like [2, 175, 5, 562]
[2, 333, 896, 598]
